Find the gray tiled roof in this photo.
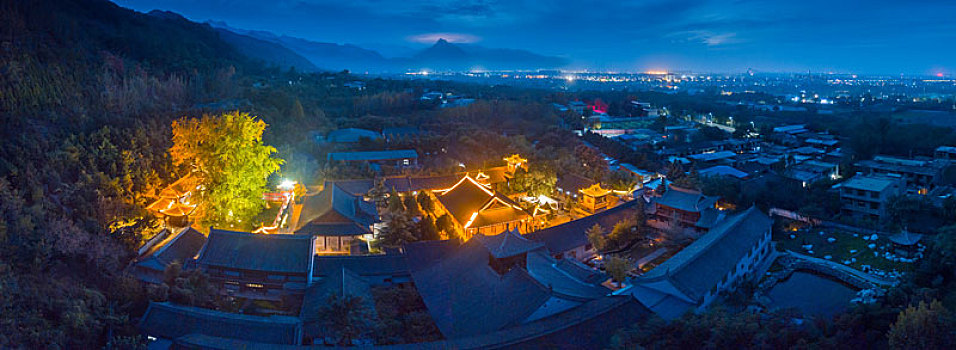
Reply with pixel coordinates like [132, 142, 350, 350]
[699, 165, 749, 179]
[409, 239, 552, 338]
[329, 178, 375, 196]
[842, 175, 898, 192]
[197, 229, 313, 274]
[133, 227, 206, 283]
[139, 302, 302, 345]
[384, 295, 651, 349]
[652, 187, 719, 213]
[474, 229, 544, 259]
[311, 254, 409, 278]
[403, 239, 462, 272]
[636, 207, 771, 304]
[383, 174, 461, 192]
[295, 182, 378, 236]
[695, 208, 725, 229]
[554, 257, 608, 285]
[687, 150, 736, 162]
[300, 268, 376, 340]
[525, 200, 641, 253]
[409, 235, 611, 339]
[526, 250, 609, 301]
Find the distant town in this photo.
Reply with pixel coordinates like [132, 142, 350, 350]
[3, 1, 956, 349]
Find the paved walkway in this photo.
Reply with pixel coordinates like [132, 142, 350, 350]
[786, 250, 897, 287]
[635, 247, 668, 268]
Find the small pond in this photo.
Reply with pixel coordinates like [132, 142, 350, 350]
[767, 271, 858, 318]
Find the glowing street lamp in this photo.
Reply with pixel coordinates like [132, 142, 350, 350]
[279, 179, 297, 191]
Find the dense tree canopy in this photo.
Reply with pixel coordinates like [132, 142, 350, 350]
[170, 111, 283, 228]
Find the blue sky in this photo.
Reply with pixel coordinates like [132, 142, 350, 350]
[115, 0, 955, 74]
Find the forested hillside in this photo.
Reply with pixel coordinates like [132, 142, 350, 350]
[0, 0, 302, 346]
[0, 1, 576, 347]
[0, 0, 217, 347]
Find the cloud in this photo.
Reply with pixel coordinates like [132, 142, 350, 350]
[668, 30, 742, 46]
[407, 32, 481, 44]
[114, 0, 956, 73]
[700, 32, 738, 46]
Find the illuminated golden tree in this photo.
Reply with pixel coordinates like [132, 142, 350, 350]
[170, 111, 283, 228]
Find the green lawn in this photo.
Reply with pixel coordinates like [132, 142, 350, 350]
[773, 225, 913, 273]
[622, 243, 676, 273]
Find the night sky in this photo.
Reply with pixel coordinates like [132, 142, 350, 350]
[114, 0, 955, 75]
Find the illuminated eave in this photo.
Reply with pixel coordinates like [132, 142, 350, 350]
[579, 183, 612, 197]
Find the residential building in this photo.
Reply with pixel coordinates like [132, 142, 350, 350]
[772, 124, 809, 135]
[805, 137, 839, 151]
[856, 155, 945, 192]
[934, 146, 956, 161]
[699, 165, 749, 180]
[785, 160, 840, 186]
[686, 150, 737, 166]
[840, 175, 904, 221]
[628, 207, 773, 319]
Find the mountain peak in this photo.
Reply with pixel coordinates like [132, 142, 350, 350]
[147, 10, 187, 21]
[415, 38, 468, 62]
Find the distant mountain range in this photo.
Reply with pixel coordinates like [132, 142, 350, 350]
[206, 21, 568, 73]
[146, 11, 319, 72]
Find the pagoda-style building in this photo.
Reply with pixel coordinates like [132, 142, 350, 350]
[467, 154, 530, 192]
[503, 154, 529, 174]
[579, 183, 612, 214]
[145, 174, 203, 228]
[433, 175, 532, 239]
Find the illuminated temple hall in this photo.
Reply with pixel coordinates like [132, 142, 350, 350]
[145, 174, 203, 228]
[433, 175, 532, 238]
[293, 182, 378, 255]
[578, 183, 613, 214]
